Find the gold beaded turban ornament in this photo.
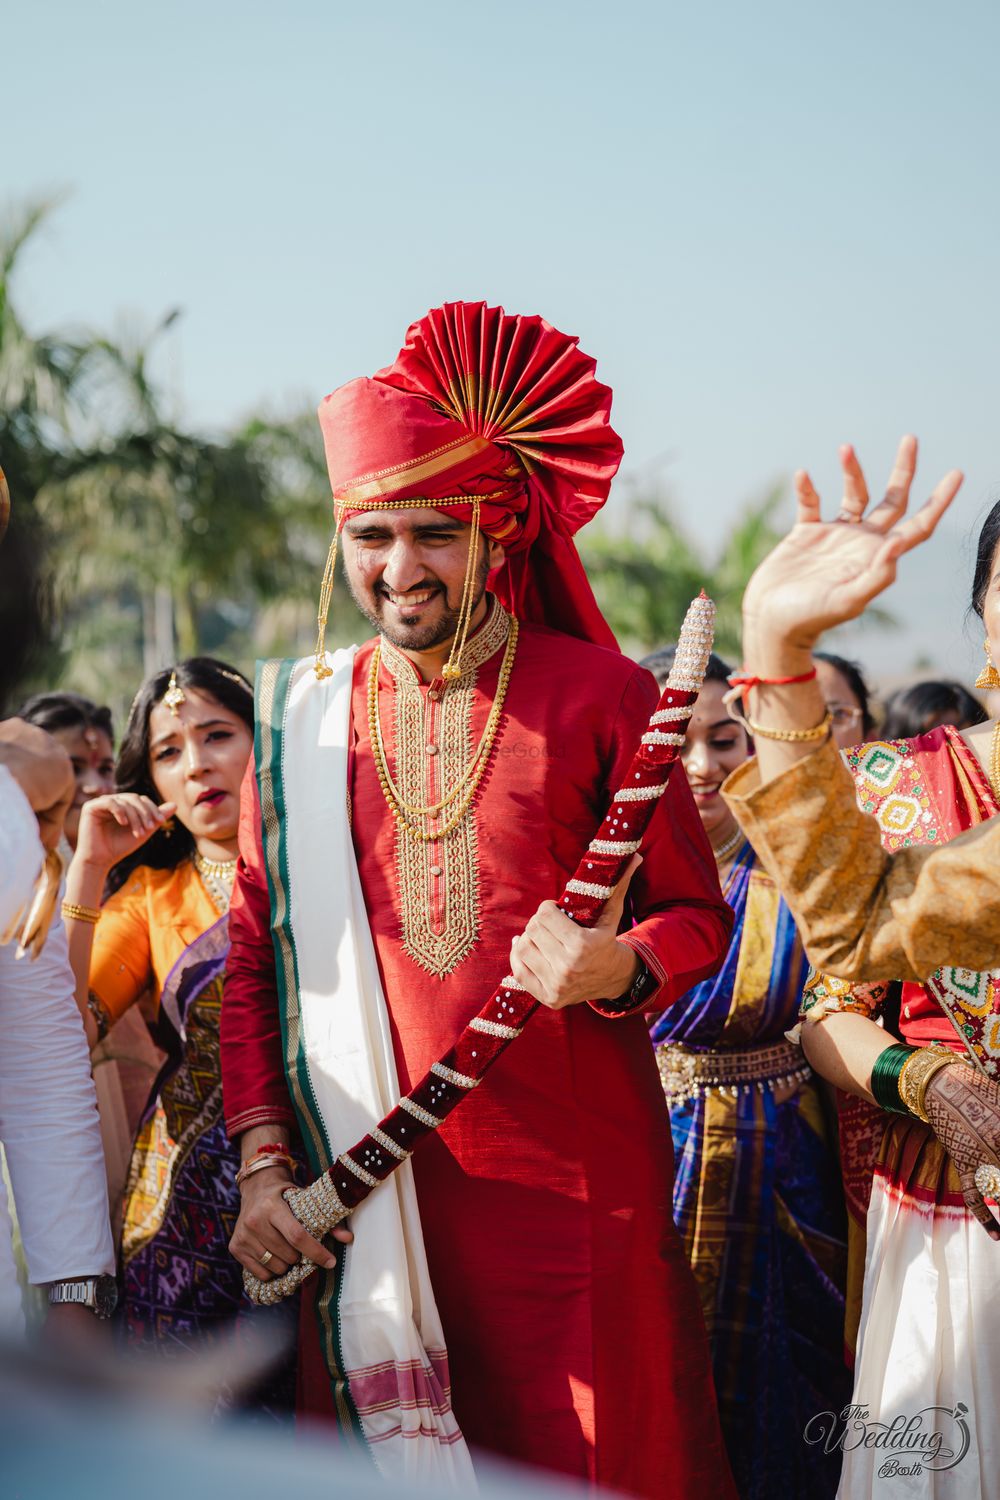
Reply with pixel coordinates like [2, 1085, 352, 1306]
[313, 300, 625, 678]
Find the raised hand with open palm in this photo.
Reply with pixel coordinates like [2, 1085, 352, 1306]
[742, 435, 964, 661]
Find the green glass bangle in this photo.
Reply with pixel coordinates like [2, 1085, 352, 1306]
[871, 1042, 918, 1116]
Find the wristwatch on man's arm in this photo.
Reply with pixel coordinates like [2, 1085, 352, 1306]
[618, 958, 658, 1011]
[588, 955, 660, 1017]
[47, 1274, 118, 1319]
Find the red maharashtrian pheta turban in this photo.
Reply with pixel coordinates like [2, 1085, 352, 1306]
[316, 301, 624, 654]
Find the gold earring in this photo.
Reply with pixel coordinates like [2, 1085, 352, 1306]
[975, 639, 1000, 691]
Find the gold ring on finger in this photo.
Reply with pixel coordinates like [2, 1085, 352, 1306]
[259, 1248, 274, 1267]
[974, 1162, 1000, 1199]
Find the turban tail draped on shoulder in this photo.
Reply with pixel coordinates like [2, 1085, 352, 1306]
[317, 301, 624, 652]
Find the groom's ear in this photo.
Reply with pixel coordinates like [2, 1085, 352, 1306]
[486, 537, 506, 570]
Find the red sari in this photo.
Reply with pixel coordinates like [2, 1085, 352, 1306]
[807, 725, 1000, 1359]
[222, 611, 735, 1498]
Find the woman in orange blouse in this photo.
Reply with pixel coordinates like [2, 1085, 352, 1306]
[62, 657, 295, 1400]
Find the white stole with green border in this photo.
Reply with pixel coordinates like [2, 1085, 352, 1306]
[257, 648, 473, 1485]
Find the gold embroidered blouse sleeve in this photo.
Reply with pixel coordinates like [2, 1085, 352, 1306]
[722, 735, 1000, 982]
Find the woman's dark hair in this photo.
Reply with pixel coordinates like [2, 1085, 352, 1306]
[639, 646, 732, 689]
[107, 656, 253, 895]
[814, 650, 877, 738]
[971, 498, 1000, 619]
[17, 690, 114, 744]
[882, 680, 988, 741]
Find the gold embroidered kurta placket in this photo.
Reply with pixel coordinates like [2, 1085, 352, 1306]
[377, 603, 511, 977]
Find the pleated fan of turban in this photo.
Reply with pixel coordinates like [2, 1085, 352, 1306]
[317, 301, 624, 650]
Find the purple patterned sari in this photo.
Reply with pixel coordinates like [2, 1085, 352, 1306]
[119, 914, 296, 1412]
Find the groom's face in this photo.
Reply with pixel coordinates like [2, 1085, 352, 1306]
[342, 507, 503, 651]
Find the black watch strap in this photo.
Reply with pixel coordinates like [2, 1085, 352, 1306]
[599, 957, 656, 1015]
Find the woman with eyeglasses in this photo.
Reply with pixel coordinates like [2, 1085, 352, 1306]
[813, 652, 876, 749]
[641, 647, 849, 1500]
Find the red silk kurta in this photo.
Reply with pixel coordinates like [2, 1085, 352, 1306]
[222, 614, 735, 1498]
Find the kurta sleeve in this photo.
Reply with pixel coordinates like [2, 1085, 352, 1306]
[89, 875, 153, 1026]
[0, 914, 115, 1293]
[594, 666, 733, 1016]
[722, 735, 1000, 981]
[221, 758, 297, 1138]
[0, 767, 44, 934]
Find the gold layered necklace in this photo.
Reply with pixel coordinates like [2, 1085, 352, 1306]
[194, 851, 237, 913]
[712, 824, 744, 866]
[368, 614, 519, 842]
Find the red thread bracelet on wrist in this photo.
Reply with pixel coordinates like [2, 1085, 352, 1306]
[728, 668, 817, 690]
[728, 667, 817, 703]
[249, 1143, 291, 1157]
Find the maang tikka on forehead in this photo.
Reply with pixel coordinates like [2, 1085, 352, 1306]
[162, 670, 187, 717]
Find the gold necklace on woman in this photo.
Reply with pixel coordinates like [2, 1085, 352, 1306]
[712, 824, 744, 866]
[989, 719, 1000, 804]
[194, 850, 237, 913]
[368, 616, 519, 842]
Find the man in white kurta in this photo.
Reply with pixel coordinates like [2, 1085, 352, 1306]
[0, 755, 115, 1335]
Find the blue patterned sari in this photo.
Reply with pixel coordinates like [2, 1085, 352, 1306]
[650, 843, 849, 1499]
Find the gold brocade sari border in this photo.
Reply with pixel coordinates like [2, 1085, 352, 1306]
[121, 1080, 224, 1263]
[726, 871, 782, 1044]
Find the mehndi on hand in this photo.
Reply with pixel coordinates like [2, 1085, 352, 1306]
[924, 1063, 1000, 1241]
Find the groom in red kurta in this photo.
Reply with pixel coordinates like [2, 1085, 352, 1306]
[221, 302, 736, 1497]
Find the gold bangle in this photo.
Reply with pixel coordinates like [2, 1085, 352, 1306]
[898, 1046, 958, 1123]
[235, 1154, 296, 1188]
[61, 901, 102, 925]
[745, 711, 833, 744]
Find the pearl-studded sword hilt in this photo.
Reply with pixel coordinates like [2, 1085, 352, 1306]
[244, 592, 716, 1304]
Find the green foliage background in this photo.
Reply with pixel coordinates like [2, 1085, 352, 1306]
[2, 200, 880, 721]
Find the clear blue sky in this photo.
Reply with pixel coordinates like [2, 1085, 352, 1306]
[8, 0, 1000, 678]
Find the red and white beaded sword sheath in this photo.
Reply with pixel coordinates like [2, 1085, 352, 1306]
[244, 591, 715, 1305]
